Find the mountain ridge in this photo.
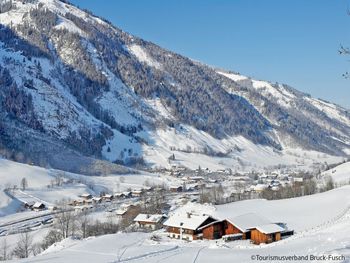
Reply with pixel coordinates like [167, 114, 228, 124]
[0, 0, 349, 173]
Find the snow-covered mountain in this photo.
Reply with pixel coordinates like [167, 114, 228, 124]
[0, 0, 349, 173]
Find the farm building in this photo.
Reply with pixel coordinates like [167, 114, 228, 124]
[169, 186, 183, 193]
[114, 193, 125, 199]
[133, 214, 166, 230]
[163, 213, 217, 240]
[32, 202, 46, 211]
[191, 213, 289, 244]
[250, 224, 284, 244]
[92, 197, 102, 204]
[102, 194, 113, 201]
[80, 194, 92, 200]
[131, 189, 143, 197]
[24, 201, 35, 210]
[123, 191, 132, 198]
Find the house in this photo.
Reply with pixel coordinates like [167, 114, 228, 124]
[131, 189, 143, 197]
[92, 197, 102, 204]
[198, 220, 225, 240]
[189, 176, 204, 182]
[199, 213, 288, 244]
[115, 209, 128, 219]
[80, 194, 93, 200]
[83, 199, 93, 205]
[293, 177, 304, 184]
[142, 186, 153, 192]
[123, 191, 132, 198]
[114, 193, 125, 199]
[102, 194, 113, 201]
[116, 204, 138, 219]
[24, 201, 35, 210]
[133, 214, 166, 230]
[252, 184, 268, 193]
[32, 202, 46, 211]
[169, 186, 183, 193]
[223, 213, 271, 239]
[250, 224, 284, 244]
[163, 213, 217, 240]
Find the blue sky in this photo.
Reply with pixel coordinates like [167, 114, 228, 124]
[70, 0, 350, 108]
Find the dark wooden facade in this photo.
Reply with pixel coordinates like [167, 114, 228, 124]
[250, 229, 281, 245]
[202, 222, 224, 240]
[200, 220, 249, 240]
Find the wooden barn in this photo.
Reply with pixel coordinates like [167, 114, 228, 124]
[80, 194, 92, 200]
[250, 224, 284, 244]
[169, 186, 183, 193]
[223, 213, 271, 240]
[198, 213, 287, 245]
[163, 213, 217, 240]
[198, 220, 224, 240]
[32, 202, 46, 211]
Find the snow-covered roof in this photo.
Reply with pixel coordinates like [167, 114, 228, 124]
[197, 220, 221, 231]
[256, 224, 284, 234]
[115, 209, 127, 215]
[80, 193, 92, 198]
[163, 213, 214, 230]
[226, 213, 270, 232]
[134, 214, 164, 223]
[33, 202, 45, 208]
[253, 184, 268, 191]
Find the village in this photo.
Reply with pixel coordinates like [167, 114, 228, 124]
[0, 164, 308, 247]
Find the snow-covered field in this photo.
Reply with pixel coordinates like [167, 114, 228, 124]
[0, 159, 56, 216]
[321, 162, 350, 185]
[0, 158, 177, 216]
[141, 124, 343, 172]
[11, 186, 350, 263]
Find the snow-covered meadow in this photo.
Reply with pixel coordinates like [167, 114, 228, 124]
[10, 185, 350, 263]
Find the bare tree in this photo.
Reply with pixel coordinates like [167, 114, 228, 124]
[77, 210, 91, 239]
[41, 230, 62, 251]
[20, 178, 28, 191]
[54, 201, 76, 239]
[324, 176, 335, 191]
[0, 238, 9, 261]
[12, 232, 33, 259]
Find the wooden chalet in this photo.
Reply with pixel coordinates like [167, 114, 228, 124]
[24, 201, 35, 210]
[114, 193, 125, 199]
[250, 224, 284, 244]
[92, 197, 102, 204]
[163, 213, 217, 240]
[102, 194, 113, 201]
[169, 186, 183, 193]
[80, 194, 93, 200]
[32, 202, 46, 211]
[131, 189, 143, 197]
[198, 213, 287, 244]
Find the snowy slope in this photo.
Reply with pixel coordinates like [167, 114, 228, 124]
[12, 186, 350, 263]
[321, 161, 350, 185]
[140, 124, 342, 171]
[0, 0, 349, 174]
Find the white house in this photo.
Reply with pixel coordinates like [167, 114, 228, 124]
[133, 214, 166, 230]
